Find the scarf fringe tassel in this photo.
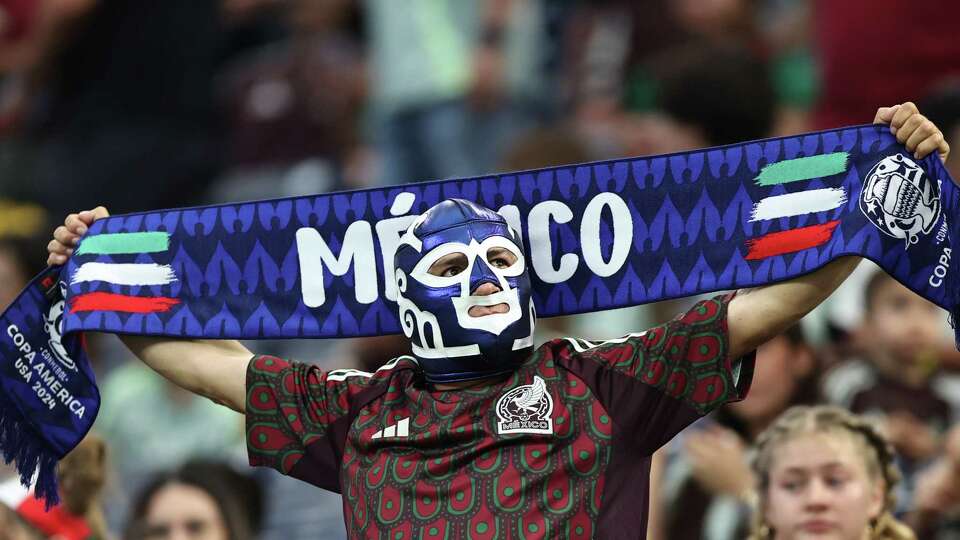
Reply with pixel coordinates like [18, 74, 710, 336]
[0, 387, 60, 509]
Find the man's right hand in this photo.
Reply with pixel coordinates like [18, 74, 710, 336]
[48, 206, 109, 266]
[46, 205, 252, 413]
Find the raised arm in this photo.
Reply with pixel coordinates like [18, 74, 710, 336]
[48, 208, 251, 413]
[727, 102, 951, 359]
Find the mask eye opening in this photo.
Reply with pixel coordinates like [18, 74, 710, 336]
[485, 246, 518, 271]
[427, 252, 470, 278]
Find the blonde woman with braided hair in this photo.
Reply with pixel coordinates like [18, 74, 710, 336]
[749, 405, 915, 540]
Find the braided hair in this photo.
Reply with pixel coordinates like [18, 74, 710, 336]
[748, 405, 915, 540]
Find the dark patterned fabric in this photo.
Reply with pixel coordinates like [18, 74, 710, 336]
[246, 295, 754, 538]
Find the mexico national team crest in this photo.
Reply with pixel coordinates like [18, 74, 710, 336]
[860, 154, 942, 248]
[496, 376, 553, 435]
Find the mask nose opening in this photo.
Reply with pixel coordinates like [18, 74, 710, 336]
[469, 257, 502, 295]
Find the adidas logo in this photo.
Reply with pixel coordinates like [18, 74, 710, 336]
[372, 417, 410, 439]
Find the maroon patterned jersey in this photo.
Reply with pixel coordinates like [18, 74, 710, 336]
[246, 295, 754, 538]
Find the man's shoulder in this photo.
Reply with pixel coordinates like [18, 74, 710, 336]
[532, 334, 648, 359]
[531, 295, 736, 383]
[327, 355, 421, 385]
[538, 295, 732, 355]
[249, 354, 421, 387]
[528, 334, 652, 377]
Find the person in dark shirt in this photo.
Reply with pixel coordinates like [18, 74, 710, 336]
[821, 269, 960, 516]
[45, 103, 949, 538]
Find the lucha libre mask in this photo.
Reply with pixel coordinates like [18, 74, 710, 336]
[394, 199, 536, 383]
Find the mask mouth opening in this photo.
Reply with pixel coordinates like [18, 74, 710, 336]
[452, 287, 522, 334]
[467, 303, 510, 317]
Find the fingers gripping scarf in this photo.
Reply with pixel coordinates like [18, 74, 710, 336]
[0, 124, 957, 505]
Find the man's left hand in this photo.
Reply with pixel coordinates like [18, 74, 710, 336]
[875, 101, 950, 163]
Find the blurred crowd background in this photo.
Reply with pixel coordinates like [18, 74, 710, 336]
[3, 0, 960, 538]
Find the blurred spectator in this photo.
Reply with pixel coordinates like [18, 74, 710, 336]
[821, 272, 960, 499]
[657, 326, 817, 540]
[0, 232, 47, 310]
[367, 0, 545, 184]
[574, 40, 776, 166]
[124, 461, 257, 540]
[253, 470, 345, 540]
[749, 405, 915, 540]
[0, 0, 40, 44]
[215, 0, 366, 198]
[0, 0, 94, 71]
[908, 424, 960, 538]
[755, 0, 817, 136]
[96, 361, 245, 476]
[0, 243, 31, 309]
[221, 0, 282, 23]
[0, 503, 45, 540]
[96, 360, 244, 529]
[811, 0, 960, 129]
[0, 433, 109, 540]
[921, 80, 960, 183]
[499, 122, 593, 172]
[52, 433, 109, 539]
[0, 0, 228, 218]
[565, 0, 812, 144]
[0, 0, 96, 137]
[565, 0, 757, 115]
[179, 460, 264, 537]
[651, 43, 775, 147]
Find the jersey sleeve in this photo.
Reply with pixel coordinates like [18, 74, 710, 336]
[245, 355, 385, 492]
[559, 294, 755, 454]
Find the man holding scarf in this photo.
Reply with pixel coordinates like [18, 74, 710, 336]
[45, 103, 951, 538]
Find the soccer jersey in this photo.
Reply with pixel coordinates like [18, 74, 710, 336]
[246, 295, 754, 538]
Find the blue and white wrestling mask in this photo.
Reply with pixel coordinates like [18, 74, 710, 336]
[394, 199, 536, 383]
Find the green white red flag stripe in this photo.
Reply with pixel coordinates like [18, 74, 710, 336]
[745, 221, 841, 260]
[74, 231, 169, 255]
[70, 292, 180, 313]
[70, 262, 176, 286]
[749, 188, 848, 222]
[754, 152, 849, 186]
[70, 232, 180, 314]
[744, 152, 850, 259]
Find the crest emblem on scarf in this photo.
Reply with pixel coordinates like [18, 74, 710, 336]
[42, 281, 78, 372]
[860, 154, 941, 247]
[496, 376, 553, 435]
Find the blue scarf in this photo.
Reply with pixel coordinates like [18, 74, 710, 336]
[1, 124, 957, 505]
